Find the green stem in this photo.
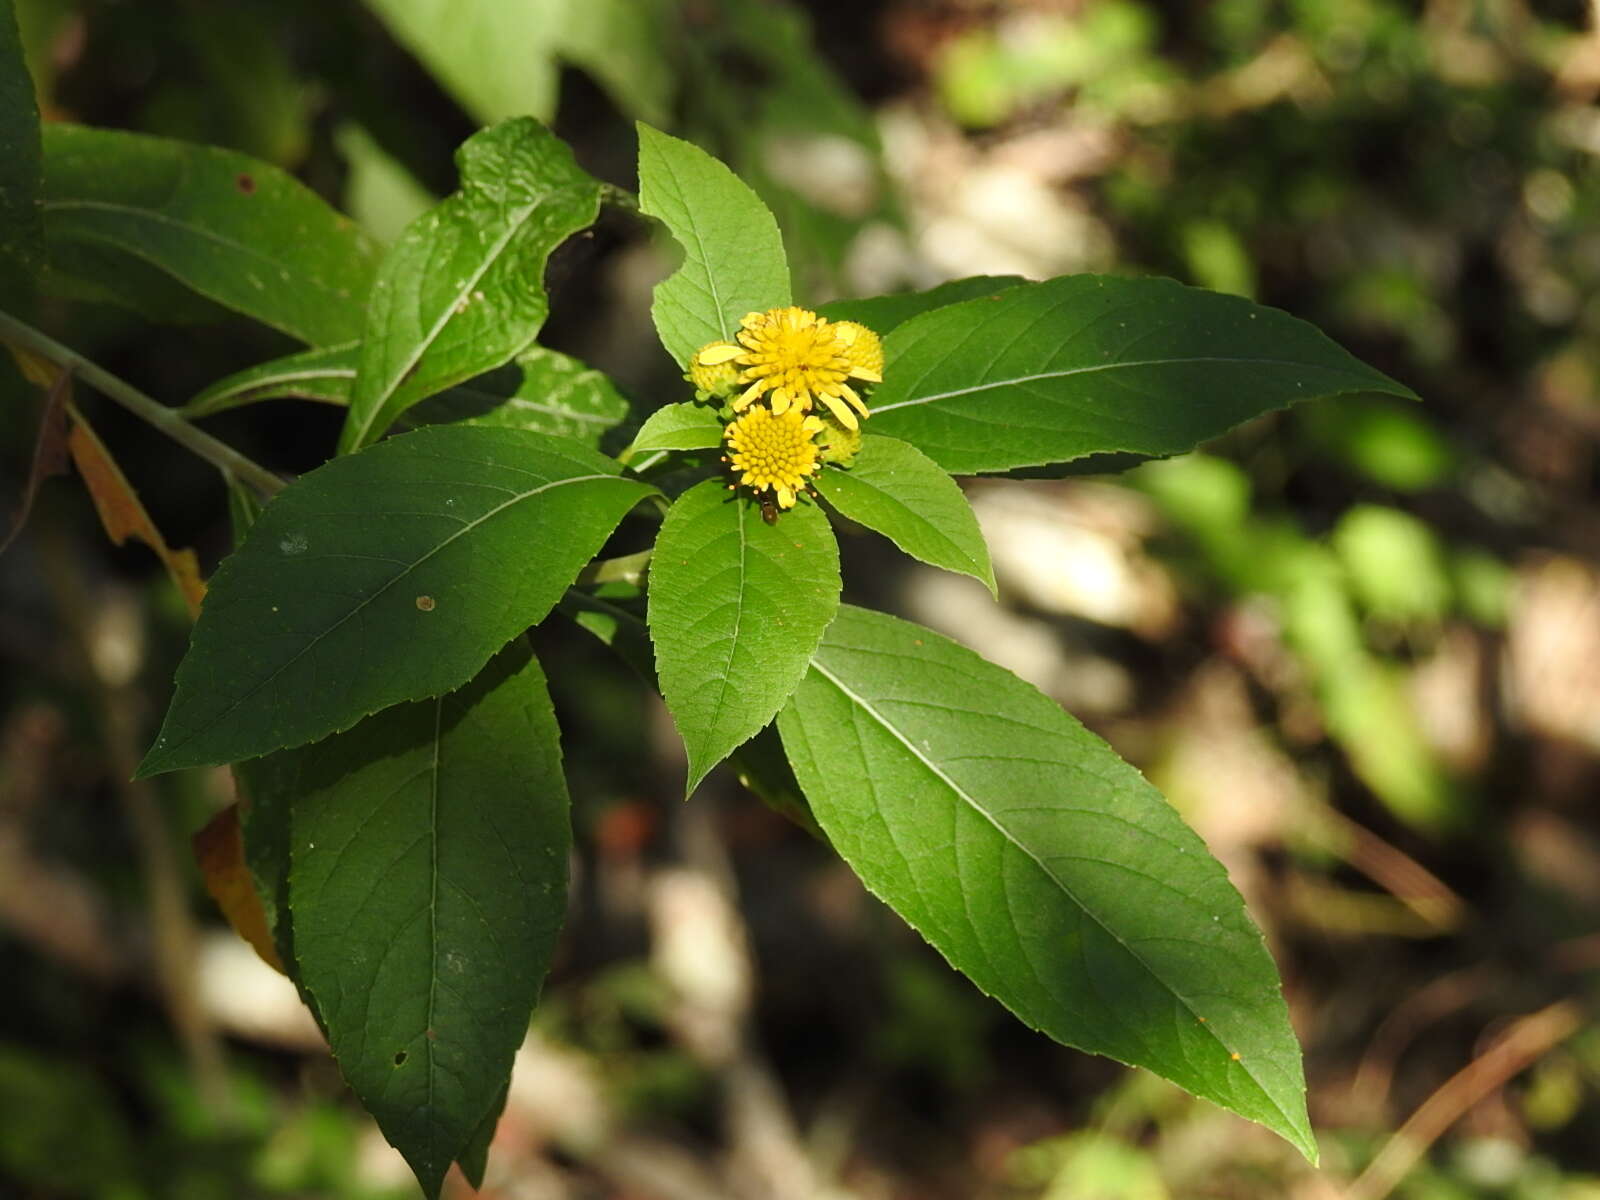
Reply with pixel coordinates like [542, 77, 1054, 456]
[575, 547, 653, 587]
[0, 309, 286, 499]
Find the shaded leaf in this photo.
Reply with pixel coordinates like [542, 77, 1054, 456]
[233, 753, 299, 981]
[818, 275, 1025, 335]
[648, 480, 839, 795]
[778, 606, 1315, 1159]
[41, 125, 379, 345]
[868, 274, 1418, 475]
[192, 343, 632, 454]
[137, 425, 653, 776]
[637, 123, 790, 367]
[186, 341, 358, 417]
[66, 408, 206, 617]
[292, 641, 570, 1199]
[623, 402, 723, 458]
[815, 434, 994, 594]
[455, 1082, 508, 1190]
[339, 118, 602, 452]
[191, 802, 283, 973]
[410, 346, 631, 451]
[0, 0, 43, 314]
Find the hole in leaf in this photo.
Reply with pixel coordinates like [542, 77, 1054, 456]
[393, 1051, 407, 1066]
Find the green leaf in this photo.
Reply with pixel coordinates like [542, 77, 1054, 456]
[778, 606, 1315, 1160]
[362, 0, 672, 127]
[191, 342, 632, 453]
[624, 402, 723, 459]
[561, 589, 818, 833]
[455, 1082, 508, 1190]
[187, 342, 359, 417]
[137, 425, 653, 776]
[361, 0, 563, 124]
[409, 346, 632, 451]
[234, 751, 300, 982]
[0, 0, 43, 314]
[40, 125, 380, 345]
[868, 274, 1419, 475]
[339, 118, 603, 453]
[338, 122, 437, 246]
[818, 276, 1025, 335]
[648, 480, 839, 795]
[636, 123, 790, 367]
[815, 435, 994, 595]
[291, 641, 570, 1200]
[558, 0, 674, 125]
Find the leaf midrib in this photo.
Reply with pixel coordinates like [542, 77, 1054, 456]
[807, 654, 1299, 1134]
[345, 194, 552, 448]
[153, 470, 616, 766]
[872, 355, 1386, 414]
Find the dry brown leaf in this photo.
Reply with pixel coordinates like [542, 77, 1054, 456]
[191, 802, 285, 975]
[0, 349, 72, 556]
[65, 408, 206, 618]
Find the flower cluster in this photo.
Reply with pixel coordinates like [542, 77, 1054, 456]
[691, 306, 882, 513]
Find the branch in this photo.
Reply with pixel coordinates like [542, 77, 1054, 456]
[0, 309, 286, 499]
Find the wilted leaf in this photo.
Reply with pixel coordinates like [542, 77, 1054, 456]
[66, 409, 206, 617]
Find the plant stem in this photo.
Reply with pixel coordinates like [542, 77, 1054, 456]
[575, 547, 653, 587]
[0, 309, 286, 499]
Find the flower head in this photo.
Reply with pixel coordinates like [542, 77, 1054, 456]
[728, 306, 877, 431]
[724, 404, 825, 509]
[689, 339, 742, 398]
[831, 320, 883, 381]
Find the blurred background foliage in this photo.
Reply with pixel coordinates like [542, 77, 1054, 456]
[3, 0, 1600, 1197]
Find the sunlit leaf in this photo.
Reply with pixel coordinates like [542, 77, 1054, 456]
[648, 480, 838, 795]
[339, 118, 602, 452]
[815, 435, 995, 594]
[623, 402, 723, 458]
[868, 274, 1418, 475]
[637, 123, 790, 367]
[779, 606, 1315, 1160]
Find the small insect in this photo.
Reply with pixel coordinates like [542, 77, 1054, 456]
[759, 495, 780, 524]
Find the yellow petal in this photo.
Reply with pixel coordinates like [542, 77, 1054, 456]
[839, 382, 871, 417]
[770, 388, 792, 415]
[817, 391, 859, 431]
[696, 342, 743, 366]
[776, 485, 796, 508]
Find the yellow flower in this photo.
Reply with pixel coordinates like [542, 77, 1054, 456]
[724, 404, 825, 509]
[727, 306, 877, 431]
[688, 339, 742, 398]
[831, 320, 883, 380]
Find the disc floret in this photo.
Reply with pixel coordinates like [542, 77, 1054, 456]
[724, 405, 825, 509]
